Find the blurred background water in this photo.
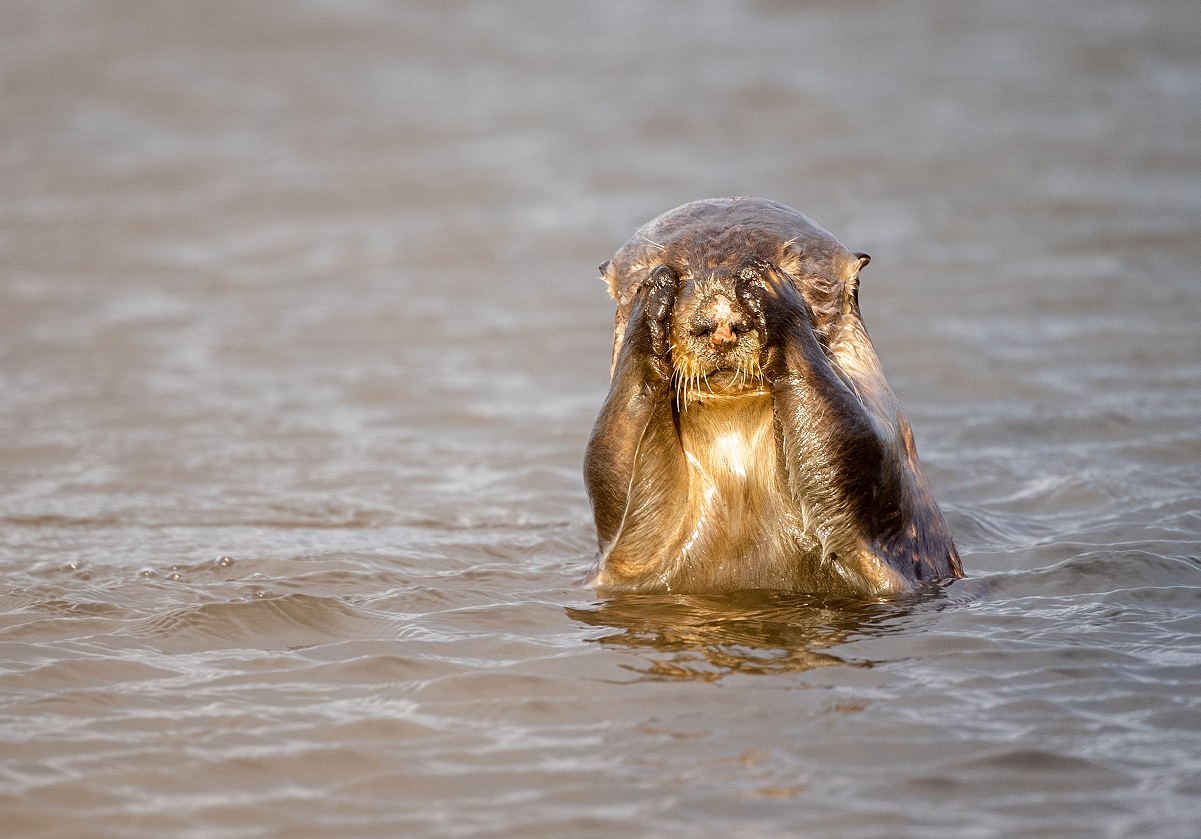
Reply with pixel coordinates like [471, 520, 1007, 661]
[2, 1, 1200, 837]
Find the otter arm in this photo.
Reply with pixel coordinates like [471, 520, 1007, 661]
[584, 281, 689, 570]
[759, 287, 914, 594]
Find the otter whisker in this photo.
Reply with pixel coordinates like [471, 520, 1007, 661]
[639, 234, 665, 252]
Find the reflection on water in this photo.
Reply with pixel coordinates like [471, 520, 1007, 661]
[569, 590, 937, 680]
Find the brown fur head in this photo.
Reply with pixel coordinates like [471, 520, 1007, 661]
[600, 197, 870, 375]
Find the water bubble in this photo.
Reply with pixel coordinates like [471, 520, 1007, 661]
[215, 556, 235, 568]
[139, 567, 158, 578]
[167, 572, 183, 582]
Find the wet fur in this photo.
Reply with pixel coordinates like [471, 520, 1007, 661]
[585, 197, 962, 597]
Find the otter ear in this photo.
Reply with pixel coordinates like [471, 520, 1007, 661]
[840, 253, 869, 313]
[840, 253, 869, 315]
[599, 260, 620, 301]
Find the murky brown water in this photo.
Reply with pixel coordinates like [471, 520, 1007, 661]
[3, 1, 1201, 836]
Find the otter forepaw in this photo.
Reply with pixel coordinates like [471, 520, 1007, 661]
[737, 262, 811, 338]
[734, 266, 769, 336]
[643, 265, 678, 321]
[641, 265, 678, 363]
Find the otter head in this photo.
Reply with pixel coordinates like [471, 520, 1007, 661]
[601, 197, 870, 385]
[666, 268, 764, 403]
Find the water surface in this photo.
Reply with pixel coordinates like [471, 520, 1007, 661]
[2, 1, 1201, 836]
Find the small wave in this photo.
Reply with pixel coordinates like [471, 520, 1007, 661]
[966, 550, 1201, 601]
[130, 593, 385, 652]
[902, 748, 1133, 797]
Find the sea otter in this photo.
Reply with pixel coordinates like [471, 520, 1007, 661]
[584, 197, 962, 597]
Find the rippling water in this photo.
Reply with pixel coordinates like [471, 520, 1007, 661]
[3, 1, 1201, 836]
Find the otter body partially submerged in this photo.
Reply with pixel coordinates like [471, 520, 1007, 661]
[584, 197, 961, 597]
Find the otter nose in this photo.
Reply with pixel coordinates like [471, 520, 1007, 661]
[711, 321, 738, 349]
[706, 294, 746, 350]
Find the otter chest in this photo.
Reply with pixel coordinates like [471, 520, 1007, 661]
[675, 393, 793, 572]
[679, 392, 775, 477]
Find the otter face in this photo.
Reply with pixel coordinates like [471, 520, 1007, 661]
[668, 272, 764, 403]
